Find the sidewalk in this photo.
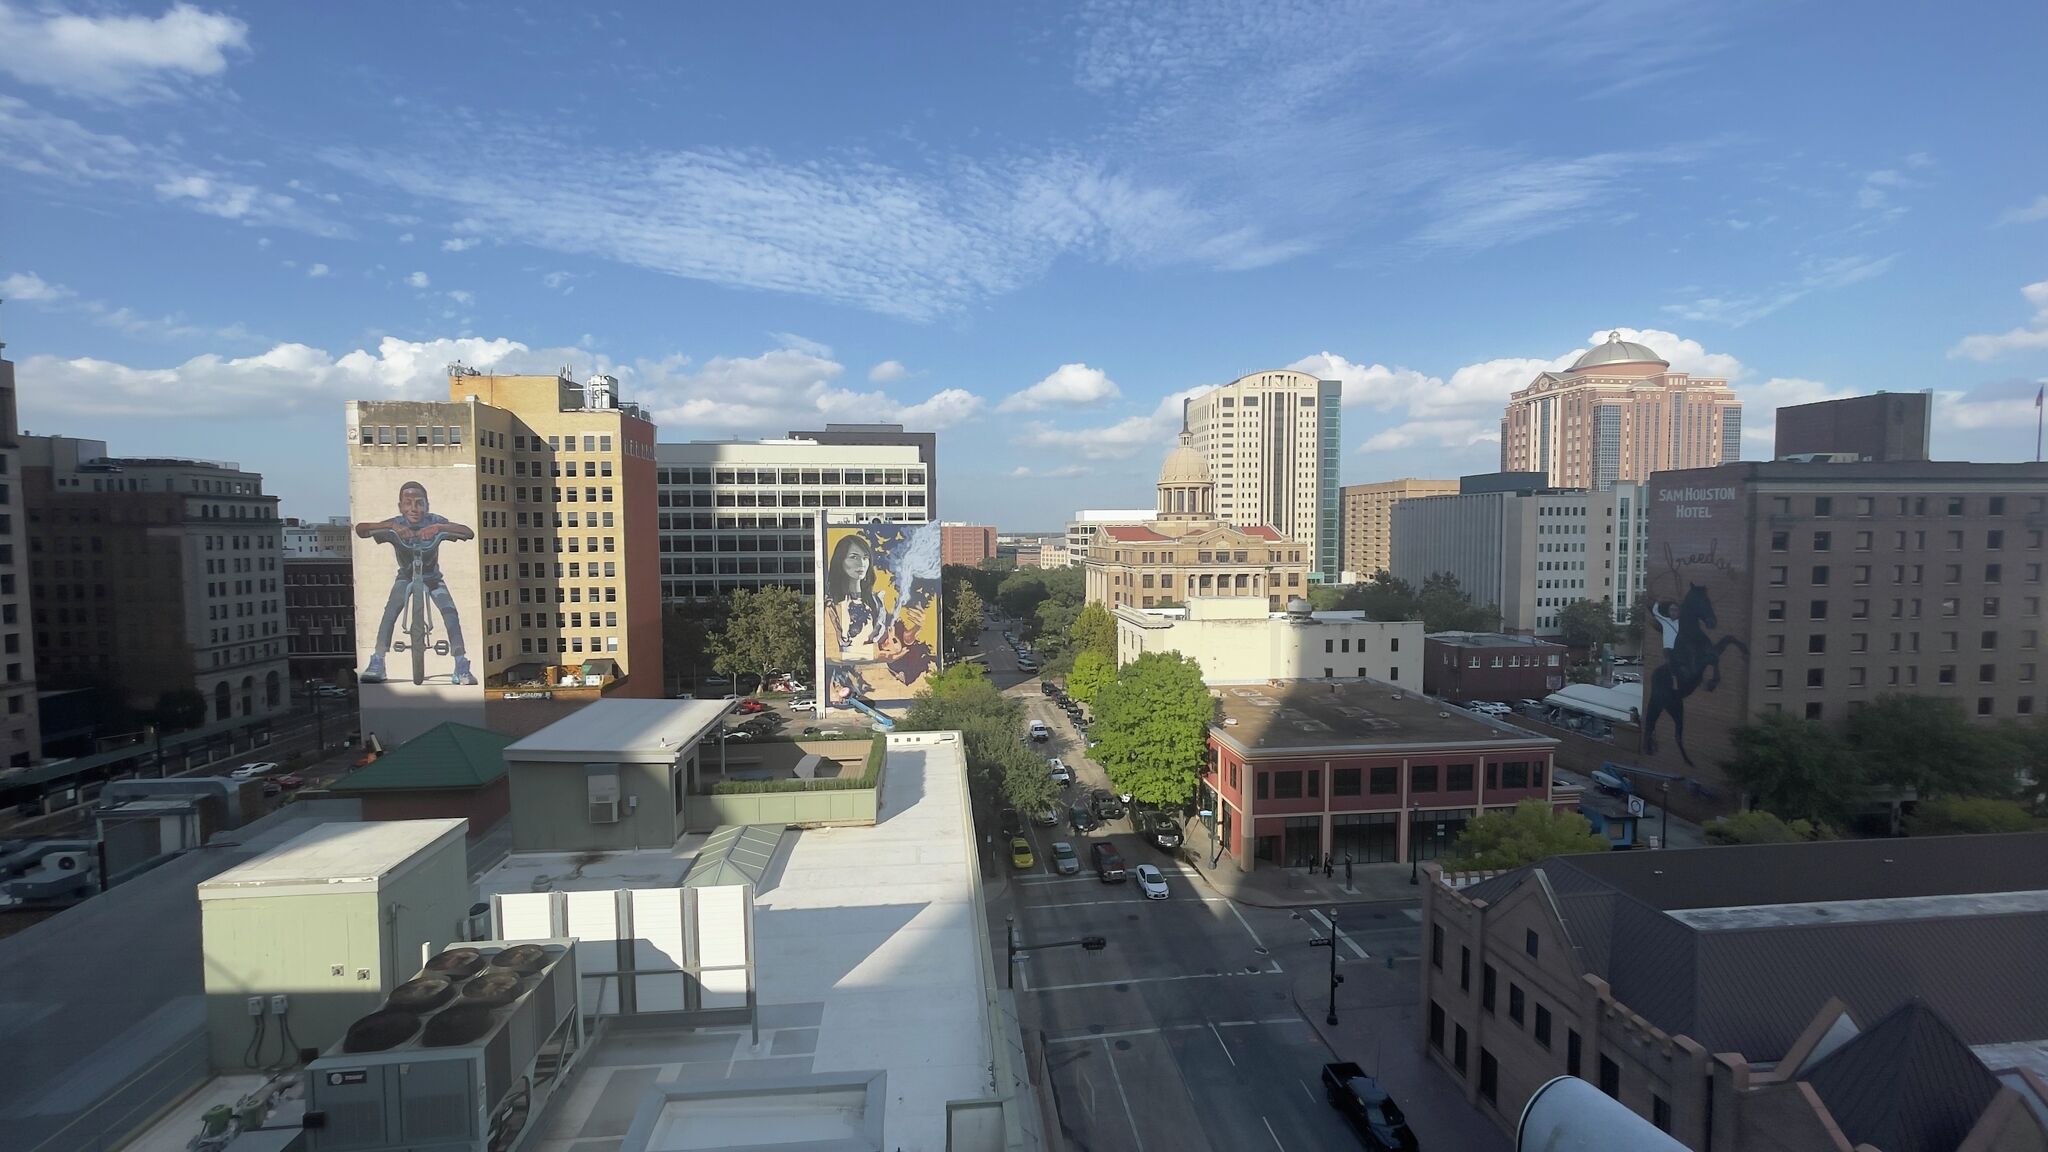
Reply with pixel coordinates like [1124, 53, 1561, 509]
[1180, 819, 1423, 908]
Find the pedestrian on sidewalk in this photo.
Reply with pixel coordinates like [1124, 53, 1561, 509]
[1344, 855, 1353, 886]
[1323, 852, 1333, 878]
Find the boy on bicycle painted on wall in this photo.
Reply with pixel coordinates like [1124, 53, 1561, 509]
[355, 480, 477, 685]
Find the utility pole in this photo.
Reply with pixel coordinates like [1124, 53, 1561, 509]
[1306, 907, 1344, 1025]
[1660, 780, 1671, 851]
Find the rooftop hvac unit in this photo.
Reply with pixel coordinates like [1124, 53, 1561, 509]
[305, 941, 582, 1152]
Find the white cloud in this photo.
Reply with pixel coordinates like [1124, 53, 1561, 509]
[634, 344, 983, 432]
[398, 232, 414, 244]
[447, 289, 473, 305]
[765, 331, 832, 358]
[1, 271, 75, 302]
[1950, 281, 2048, 361]
[1999, 196, 2048, 226]
[540, 270, 582, 293]
[867, 359, 908, 384]
[1015, 387, 1210, 460]
[405, 271, 430, 289]
[997, 363, 1121, 412]
[1012, 464, 1091, 479]
[1664, 254, 1896, 327]
[0, 1, 249, 102]
[306, 263, 330, 278]
[441, 237, 479, 252]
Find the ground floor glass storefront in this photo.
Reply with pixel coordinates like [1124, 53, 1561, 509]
[1408, 808, 1474, 861]
[1331, 812, 1400, 864]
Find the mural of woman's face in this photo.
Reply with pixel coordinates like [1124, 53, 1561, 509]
[841, 541, 871, 581]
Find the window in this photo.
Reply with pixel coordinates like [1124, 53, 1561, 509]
[1482, 965, 1497, 1012]
[1370, 766, 1398, 794]
[1767, 635, 1785, 655]
[1447, 763, 1474, 791]
[1334, 767, 1361, 796]
[1429, 1001, 1446, 1052]
[1815, 496, 1833, 517]
[1534, 1004, 1552, 1048]
[1767, 600, 1786, 621]
[1598, 1055, 1620, 1098]
[1454, 1026, 1468, 1076]
[1431, 925, 1444, 969]
[1770, 531, 1789, 552]
[1567, 1030, 1582, 1077]
[1811, 600, 1829, 621]
[1479, 1049, 1498, 1105]
[1812, 566, 1830, 586]
[1508, 983, 1525, 1025]
[1411, 764, 1439, 792]
[1807, 668, 1825, 688]
[1809, 634, 1826, 654]
[1813, 530, 1831, 551]
[1769, 566, 1788, 587]
[1255, 772, 1268, 800]
[1460, 947, 1471, 991]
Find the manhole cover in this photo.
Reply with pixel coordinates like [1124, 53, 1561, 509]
[1114, 1039, 1133, 1051]
[1253, 946, 1269, 955]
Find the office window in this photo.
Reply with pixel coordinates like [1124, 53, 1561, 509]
[1482, 965, 1497, 1012]
[1370, 766, 1398, 794]
[1454, 1026, 1468, 1076]
[1809, 634, 1826, 654]
[1807, 668, 1825, 688]
[1771, 531, 1789, 552]
[1567, 1030, 1582, 1077]
[1767, 635, 1785, 655]
[1769, 566, 1787, 587]
[1411, 764, 1439, 792]
[1479, 1049, 1498, 1104]
[1431, 924, 1443, 969]
[1334, 767, 1361, 796]
[1811, 600, 1828, 621]
[1460, 947, 1471, 991]
[1767, 600, 1786, 621]
[1535, 1004, 1552, 1048]
[1508, 984, 1525, 1025]
[1599, 1055, 1620, 1098]
[1652, 1096, 1672, 1132]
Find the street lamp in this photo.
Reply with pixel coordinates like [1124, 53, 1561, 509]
[1660, 780, 1671, 850]
[1005, 914, 1108, 989]
[1297, 908, 1344, 1025]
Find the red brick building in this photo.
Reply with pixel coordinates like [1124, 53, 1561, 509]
[1424, 632, 1568, 703]
[1203, 680, 1559, 871]
[940, 523, 996, 566]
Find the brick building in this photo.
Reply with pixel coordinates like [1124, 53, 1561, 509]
[1636, 459, 2048, 789]
[1340, 477, 1457, 579]
[1420, 833, 2048, 1148]
[1424, 632, 1569, 702]
[939, 524, 995, 566]
[284, 555, 354, 688]
[1202, 680, 1558, 871]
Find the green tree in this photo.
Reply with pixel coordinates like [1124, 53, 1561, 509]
[662, 601, 724, 691]
[1847, 694, 2017, 798]
[708, 586, 811, 693]
[150, 687, 209, 733]
[1556, 598, 1619, 651]
[1722, 712, 1860, 825]
[1418, 572, 1500, 632]
[1307, 585, 1348, 611]
[1090, 652, 1213, 808]
[996, 568, 1050, 624]
[1447, 800, 1609, 870]
[1565, 661, 1598, 685]
[1704, 810, 1833, 845]
[1351, 570, 1420, 621]
[947, 582, 986, 651]
[1905, 795, 2038, 836]
[1034, 598, 1080, 650]
[1625, 596, 1653, 652]
[998, 744, 1061, 815]
[1067, 649, 1115, 705]
[1068, 602, 1117, 660]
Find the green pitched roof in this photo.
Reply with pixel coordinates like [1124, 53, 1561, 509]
[328, 722, 512, 792]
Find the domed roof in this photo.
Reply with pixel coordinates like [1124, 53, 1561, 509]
[1571, 331, 1668, 372]
[1158, 430, 1212, 486]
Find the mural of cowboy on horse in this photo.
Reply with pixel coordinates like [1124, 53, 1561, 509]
[1641, 548, 1750, 767]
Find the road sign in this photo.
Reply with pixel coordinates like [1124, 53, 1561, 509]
[1627, 795, 1646, 817]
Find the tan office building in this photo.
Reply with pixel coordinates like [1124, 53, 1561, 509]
[0, 343, 37, 765]
[1084, 426, 1310, 610]
[1341, 478, 1458, 579]
[345, 369, 663, 744]
[1184, 370, 1343, 583]
[1501, 332, 1742, 490]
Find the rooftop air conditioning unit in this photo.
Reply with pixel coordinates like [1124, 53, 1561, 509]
[305, 941, 581, 1152]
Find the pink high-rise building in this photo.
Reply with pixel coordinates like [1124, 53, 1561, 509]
[1501, 332, 1742, 490]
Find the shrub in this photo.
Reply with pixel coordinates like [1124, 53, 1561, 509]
[707, 734, 886, 794]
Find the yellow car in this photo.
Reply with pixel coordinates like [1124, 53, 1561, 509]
[1009, 837, 1036, 871]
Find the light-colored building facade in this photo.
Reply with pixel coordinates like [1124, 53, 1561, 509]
[1084, 429, 1312, 611]
[283, 515, 351, 557]
[655, 438, 928, 602]
[1185, 370, 1343, 583]
[1065, 508, 1156, 567]
[1116, 598, 1423, 686]
[1024, 540, 1070, 568]
[1501, 332, 1742, 490]
[1391, 474, 1649, 637]
[0, 345, 38, 765]
[346, 370, 663, 744]
[23, 434, 289, 728]
[1341, 478, 1459, 580]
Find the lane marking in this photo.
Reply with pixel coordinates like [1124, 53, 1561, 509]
[1043, 1018, 1300, 1044]
[1308, 909, 1369, 959]
[1298, 1079, 1314, 1101]
[1031, 961, 1284, 994]
[1262, 1115, 1286, 1151]
[1103, 1038, 1146, 1152]
[1208, 1022, 1236, 1067]
[1225, 899, 1269, 951]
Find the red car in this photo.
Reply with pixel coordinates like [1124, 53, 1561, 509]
[274, 774, 304, 789]
[734, 698, 768, 714]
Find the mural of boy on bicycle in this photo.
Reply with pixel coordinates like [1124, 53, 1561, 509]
[355, 480, 477, 686]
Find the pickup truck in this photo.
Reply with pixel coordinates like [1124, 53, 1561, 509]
[1321, 1062, 1418, 1150]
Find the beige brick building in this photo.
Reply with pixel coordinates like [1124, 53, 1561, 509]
[1502, 332, 1742, 490]
[1340, 477, 1457, 579]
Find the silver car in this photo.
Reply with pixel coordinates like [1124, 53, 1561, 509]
[1050, 841, 1080, 875]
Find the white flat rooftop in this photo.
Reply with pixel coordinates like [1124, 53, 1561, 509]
[196, 818, 466, 899]
[530, 731, 997, 1152]
[475, 834, 708, 897]
[506, 699, 733, 762]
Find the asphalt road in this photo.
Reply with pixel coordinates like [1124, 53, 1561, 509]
[979, 620, 1367, 1152]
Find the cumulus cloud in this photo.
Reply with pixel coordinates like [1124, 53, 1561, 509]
[441, 237, 479, 252]
[398, 232, 414, 244]
[405, 271, 430, 289]
[1, 271, 75, 301]
[635, 344, 982, 432]
[1011, 464, 1091, 479]
[1014, 386, 1210, 460]
[1999, 196, 2048, 226]
[306, 263, 330, 278]
[447, 289, 473, 305]
[997, 363, 1121, 412]
[1950, 281, 2048, 360]
[0, 1, 249, 102]
[867, 359, 908, 384]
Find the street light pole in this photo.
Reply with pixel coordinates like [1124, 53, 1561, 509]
[1305, 907, 1343, 1026]
[1660, 780, 1671, 850]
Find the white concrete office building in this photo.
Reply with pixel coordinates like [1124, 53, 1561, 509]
[1115, 597, 1423, 686]
[656, 438, 929, 601]
[1184, 370, 1343, 584]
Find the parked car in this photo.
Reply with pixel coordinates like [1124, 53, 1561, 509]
[1322, 1062, 1418, 1150]
[790, 696, 817, 710]
[734, 698, 768, 714]
[717, 727, 752, 741]
[314, 686, 350, 699]
[1009, 838, 1036, 871]
[230, 762, 280, 780]
[1029, 721, 1050, 743]
[1068, 805, 1100, 834]
[1090, 790, 1124, 820]
[1517, 699, 1545, 711]
[1041, 681, 1059, 696]
[1048, 758, 1071, 786]
[1090, 842, 1127, 883]
[1133, 806, 1183, 850]
[1050, 841, 1080, 875]
[999, 807, 1022, 836]
[1613, 672, 1640, 684]
[1134, 864, 1169, 899]
[1031, 807, 1059, 827]
[274, 774, 304, 790]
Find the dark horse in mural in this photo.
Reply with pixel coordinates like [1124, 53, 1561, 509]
[1642, 581, 1749, 767]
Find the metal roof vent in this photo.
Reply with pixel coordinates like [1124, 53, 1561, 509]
[386, 975, 455, 1012]
[1284, 597, 1313, 621]
[425, 947, 485, 978]
[422, 1001, 498, 1047]
[342, 1008, 422, 1052]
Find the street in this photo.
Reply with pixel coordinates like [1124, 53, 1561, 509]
[977, 617, 1506, 1152]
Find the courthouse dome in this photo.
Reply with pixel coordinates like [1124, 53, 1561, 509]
[1158, 433, 1212, 486]
[1570, 331, 1669, 372]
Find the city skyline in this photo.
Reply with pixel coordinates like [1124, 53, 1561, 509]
[1, 2, 2046, 528]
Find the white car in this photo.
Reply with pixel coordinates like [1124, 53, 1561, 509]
[790, 696, 817, 709]
[1134, 864, 1169, 900]
[230, 762, 279, 780]
[1048, 759, 1071, 786]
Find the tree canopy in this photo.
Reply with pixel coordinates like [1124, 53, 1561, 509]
[1307, 570, 1499, 631]
[946, 581, 986, 655]
[1704, 810, 1834, 845]
[901, 664, 1056, 817]
[1090, 651, 1212, 808]
[1067, 649, 1115, 705]
[1723, 711, 1862, 825]
[1556, 598, 1619, 651]
[1904, 795, 2038, 836]
[708, 586, 810, 692]
[1846, 694, 2017, 798]
[1068, 602, 1116, 661]
[1446, 801, 1609, 870]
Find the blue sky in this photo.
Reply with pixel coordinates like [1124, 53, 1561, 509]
[2, 1, 2046, 530]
